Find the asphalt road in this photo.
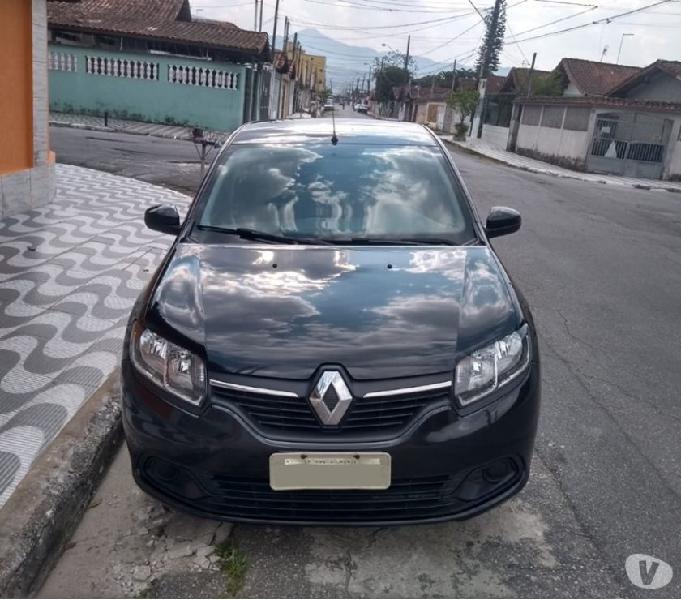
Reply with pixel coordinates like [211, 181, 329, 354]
[51, 126, 205, 194]
[43, 119, 681, 597]
[49, 105, 368, 194]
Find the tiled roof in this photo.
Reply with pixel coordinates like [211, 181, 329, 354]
[48, 0, 269, 57]
[516, 94, 681, 115]
[413, 87, 453, 103]
[558, 58, 640, 96]
[485, 73, 506, 94]
[608, 60, 681, 96]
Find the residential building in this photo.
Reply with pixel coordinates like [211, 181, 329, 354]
[556, 58, 640, 97]
[0, 0, 62, 219]
[267, 42, 327, 119]
[387, 79, 477, 129]
[306, 53, 327, 98]
[414, 87, 455, 129]
[293, 47, 328, 113]
[509, 59, 681, 180]
[47, 0, 269, 132]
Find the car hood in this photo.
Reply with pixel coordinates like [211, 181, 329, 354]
[148, 244, 521, 380]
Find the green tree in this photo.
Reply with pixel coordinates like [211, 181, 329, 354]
[531, 72, 563, 96]
[475, 0, 507, 78]
[374, 64, 410, 103]
[413, 68, 477, 90]
[375, 51, 415, 72]
[448, 89, 480, 138]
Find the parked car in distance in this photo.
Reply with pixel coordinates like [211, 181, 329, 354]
[123, 119, 541, 526]
[354, 103, 368, 114]
[322, 103, 335, 113]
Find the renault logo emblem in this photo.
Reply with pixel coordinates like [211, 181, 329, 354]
[309, 370, 353, 426]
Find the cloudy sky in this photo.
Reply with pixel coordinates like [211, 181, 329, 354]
[191, 0, 681, 77]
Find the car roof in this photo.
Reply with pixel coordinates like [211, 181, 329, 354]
[232, 118, 438, 146]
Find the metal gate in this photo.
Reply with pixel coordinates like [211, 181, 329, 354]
[587, 112, 673, 179]
[258, 69, 272, 121]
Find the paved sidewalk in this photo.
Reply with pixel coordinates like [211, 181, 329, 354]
[441, 134, 681, 194]
[0, 164, 190, 508]
[50, 112, 228, 143]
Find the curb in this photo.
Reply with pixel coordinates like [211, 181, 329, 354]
[0, 372, 123, 598]
[49, 120, 195, 142]
[443, 138, 681, 194]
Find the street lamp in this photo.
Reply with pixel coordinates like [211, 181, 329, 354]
[616, 33, 634, 65]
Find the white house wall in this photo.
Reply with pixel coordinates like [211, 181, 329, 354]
[480, 124, 510, 150]
[515, 105, 592, 170]
[517, 124, 590, 163]
[564, 81, 583, 97]
[664, 120, 681, 180]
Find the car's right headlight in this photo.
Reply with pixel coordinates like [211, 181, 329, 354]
[130, 324, 207, 407]
[454, 326, 531, 407]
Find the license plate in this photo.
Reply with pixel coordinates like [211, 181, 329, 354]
[269, 452, 391, 491]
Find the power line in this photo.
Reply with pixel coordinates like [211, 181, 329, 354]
[287, 13, 476, 30]
[506, 24, 529, 64]
[508, 4, 597, 37]
[466, 0, 488, 21]
[298, 0, 476, 13]
[505, 0, 676, 45]
[419, 19, 483, 56]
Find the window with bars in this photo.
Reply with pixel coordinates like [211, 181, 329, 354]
[84, 56, 160, 80]
[167, 64, 239, 90]
[49, 52, 78, 72]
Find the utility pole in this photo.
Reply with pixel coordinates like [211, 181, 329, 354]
[277, 16, 290, 119]
[475, 0, 503, 139]
[292, 32, 298, 113]
[404, 35, 411, 72]
[451, 59, 457, 91]
[617, 33, 634, 64]
[254, 0, 259, 30]
[527, 52, 537, 97]
[258, 0, 264, 31]
[271, 0, 281, 119]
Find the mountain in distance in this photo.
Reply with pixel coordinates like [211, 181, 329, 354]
[279, 28, 463, 90]
[277, 29, 511, 91]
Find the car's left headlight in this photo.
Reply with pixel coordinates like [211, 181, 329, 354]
[455, 326, 531, 407]
[130, 324, 207, 406]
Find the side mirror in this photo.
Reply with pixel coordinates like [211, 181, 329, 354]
[485, 207, 521, 239]
[144, 205, 181, 236]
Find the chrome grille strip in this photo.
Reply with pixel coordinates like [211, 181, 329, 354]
[363, 381, 451, 399]
[210, 379, 299, 399]
[211, 378, 451, 400]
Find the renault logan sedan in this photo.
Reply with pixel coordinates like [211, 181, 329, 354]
[122, 119, 540, 525]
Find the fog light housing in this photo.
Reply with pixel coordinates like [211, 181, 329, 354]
[454, 458, 520, 501]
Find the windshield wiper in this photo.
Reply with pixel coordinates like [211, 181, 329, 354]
[325, 237, 457, 246]
[196, 226, 331, 245]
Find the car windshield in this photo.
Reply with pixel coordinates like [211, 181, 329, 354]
[195, 143, 476, 243]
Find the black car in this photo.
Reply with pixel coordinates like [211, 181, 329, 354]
[122, 119, 540, 525]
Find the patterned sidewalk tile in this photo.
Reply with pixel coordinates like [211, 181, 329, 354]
[0, 164, 190, 507]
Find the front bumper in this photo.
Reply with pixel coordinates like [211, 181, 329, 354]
[122, 361, 540, 526]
